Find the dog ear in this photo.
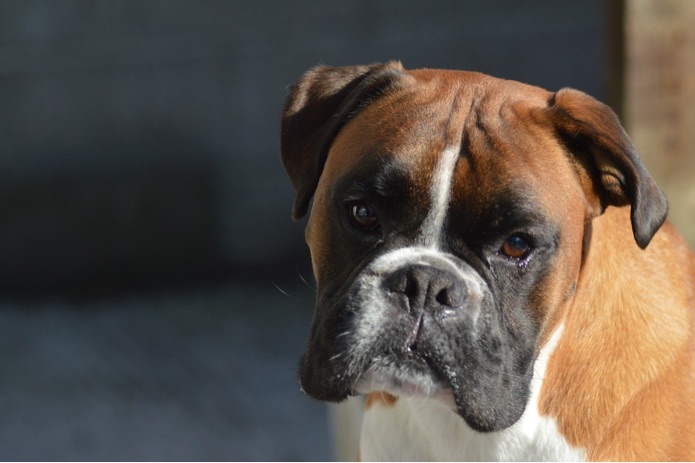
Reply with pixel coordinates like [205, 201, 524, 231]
[281, 61, 406, 220]
[545, 88, 668, 249]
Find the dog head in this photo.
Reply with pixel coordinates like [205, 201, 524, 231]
[281, 62, 667, 432]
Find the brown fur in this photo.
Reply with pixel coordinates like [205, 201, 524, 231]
[365, 391, 399, 409]
[539, 208, 695, 460]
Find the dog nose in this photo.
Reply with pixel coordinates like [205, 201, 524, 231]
[384, 264, 467, 313]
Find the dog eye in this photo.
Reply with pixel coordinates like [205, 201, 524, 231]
[500, 234, 531, 259]
[349, 202, 379, 231]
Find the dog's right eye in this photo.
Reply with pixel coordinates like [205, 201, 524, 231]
[500, 234, 532, 260]
[349, 202, 380, 231]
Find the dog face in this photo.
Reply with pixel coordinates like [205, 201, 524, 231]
[281, 63, 667, 432]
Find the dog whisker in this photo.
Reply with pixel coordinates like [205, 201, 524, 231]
[295, 267, 316, 291]
[272, 282, 291, 297]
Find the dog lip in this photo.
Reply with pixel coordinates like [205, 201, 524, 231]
[352, 351, 454, 401]
[354, 366, 443, 396]
[353, 362, 457, 410]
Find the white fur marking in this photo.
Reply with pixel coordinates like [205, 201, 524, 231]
[419, 145, 460, 248]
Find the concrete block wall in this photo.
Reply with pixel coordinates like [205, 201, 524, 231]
[0, 0, 605, 294]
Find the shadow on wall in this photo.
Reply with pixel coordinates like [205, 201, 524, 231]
[0, 129, 227, 296]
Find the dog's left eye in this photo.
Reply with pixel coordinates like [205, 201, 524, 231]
[349, 202, 379, 231]
[500, 234, 531, 260]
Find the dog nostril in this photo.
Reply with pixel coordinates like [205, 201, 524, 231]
[435, 287, 452, 307]
[386, 272, 409, 294]
[404, 275, 417, 298]
[385, 269, 419, 296]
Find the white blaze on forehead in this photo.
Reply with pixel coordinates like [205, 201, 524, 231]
[418, 145, 460, 248]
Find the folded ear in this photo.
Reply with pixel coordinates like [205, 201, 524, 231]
[281, 61, 406, 219]
[544, 88, 668, 249]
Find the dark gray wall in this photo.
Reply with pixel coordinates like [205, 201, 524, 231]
[0, 0, 606, 295]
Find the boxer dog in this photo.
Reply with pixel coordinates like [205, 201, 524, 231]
[281, 62, 695, 461]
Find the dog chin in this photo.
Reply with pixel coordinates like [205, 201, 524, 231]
[353, 364, 457, 410]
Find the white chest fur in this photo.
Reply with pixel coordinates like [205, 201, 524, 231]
[359, 325, 585, 461]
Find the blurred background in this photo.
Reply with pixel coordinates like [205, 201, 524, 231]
[0, 0, 692, 460]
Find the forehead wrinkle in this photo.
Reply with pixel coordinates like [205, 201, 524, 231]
[442, 89, 467, 146]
